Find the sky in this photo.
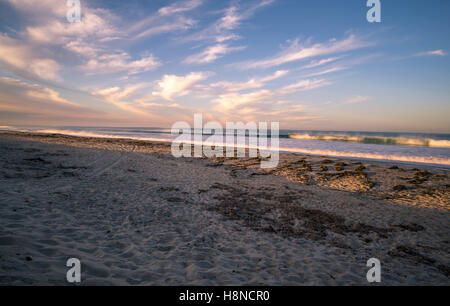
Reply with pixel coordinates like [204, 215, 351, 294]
[0, 0, 449, 132]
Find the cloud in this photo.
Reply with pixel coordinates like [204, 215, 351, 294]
[81, 53, 161, 75]
[217, 6, 242, 31]
[0, 0, 353, 127]
[205, 74, 330, 123]
[182, 0, 274, 43]
[6, 0, 121, 46]
[0, 77, 102, 123]
[28, 59, 62, 81]
[344, 95, 371, 104]
[209, 70, 289, 92]
[211, 77, 328, 118]
[133, 17, 197, 40]
[92, 82, 197, 123]
[300, 53, 380, 78]
[128, 0, 203, 40]
[414, 50, 446, 57]
[24, 10, 119, 44]
[260, 70, 290, 82]
[302, 57, 340, 69]
[0, 34, 61, 81]
[212, 89, 275, 113]
[184, 44, 246, 64]
[303, 66, 346, 77]
[65, 40, 103, 58]
[211, 91, 319, 123]
[267, 104, 321, 121]
[239, 34, 369, 69]
[158, 0, 203, 16]
[152, 72, 211, 101]
[281, 79, 331, 94]
[215, 34, 241, 43]
[92, 83, 153, 115]
[3, 0, 164, 79]
[215, 0, 275, 34]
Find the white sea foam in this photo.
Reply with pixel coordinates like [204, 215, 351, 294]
[278, 146, 450, 167]
[289, 134, 450, 148]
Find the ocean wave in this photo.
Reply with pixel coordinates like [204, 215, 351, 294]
[278, 147, 450, 167]
[288, 134, 450, 148]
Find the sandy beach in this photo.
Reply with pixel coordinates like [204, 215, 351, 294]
[0, 131, 448, 285]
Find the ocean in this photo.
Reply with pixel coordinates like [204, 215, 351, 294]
[2, 126, 449, 168]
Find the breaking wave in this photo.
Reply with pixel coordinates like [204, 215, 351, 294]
[278, 147, 450, 167]
[288, 134, 450, 148]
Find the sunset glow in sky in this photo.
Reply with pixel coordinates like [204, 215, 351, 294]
[0, 0, 449, 132]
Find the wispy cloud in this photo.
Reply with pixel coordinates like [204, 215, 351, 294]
[158, 0, 203, 16]
[182, 0, 274, 44]
[132, 17, 197, 40]
[238, 34, 370, 69]
[414, 50, 446, 57]
[303, 66, 347, 77]
[127, 0, 203, 40]
[184, 44, 246, 64]
[302, 57, 340, 69]
[208, 79, 260, 93]
[344, 95, 371, 104]
[209, 70, 289, 92]
[0, 77, 102, 122]
[179, 1, 274, 64]
[280, 79, 331, 94]
[82, 53, 161, 75]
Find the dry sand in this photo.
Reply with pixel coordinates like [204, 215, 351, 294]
[0, 131, 449, 285]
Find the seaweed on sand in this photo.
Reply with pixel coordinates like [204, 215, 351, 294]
[207, 183, 392, 243]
